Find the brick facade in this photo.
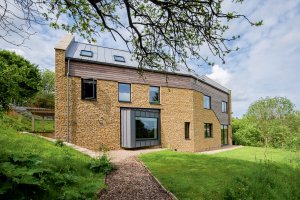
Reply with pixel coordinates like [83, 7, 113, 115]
[54, 37, 232, 152]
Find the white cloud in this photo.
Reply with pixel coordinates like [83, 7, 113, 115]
[207, 65, 231, 86]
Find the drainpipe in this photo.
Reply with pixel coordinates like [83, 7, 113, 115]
[66, 58, 70, 143]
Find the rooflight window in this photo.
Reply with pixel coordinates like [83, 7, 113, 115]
[114, 55, 125, 62]
[80, 50, 93, 57]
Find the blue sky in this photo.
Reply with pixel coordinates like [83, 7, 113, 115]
[1, 0, 299, 117]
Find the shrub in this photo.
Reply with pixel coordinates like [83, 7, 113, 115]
[55, 140, 64, 147]
[90, 154, 114, 175]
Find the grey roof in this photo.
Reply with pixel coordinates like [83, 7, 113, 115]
[66, 41, 230, 93]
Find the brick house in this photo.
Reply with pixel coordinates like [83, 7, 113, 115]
[55, 35, 232, 152]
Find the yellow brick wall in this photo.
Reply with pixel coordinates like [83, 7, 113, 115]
[55, 49, 231, 152]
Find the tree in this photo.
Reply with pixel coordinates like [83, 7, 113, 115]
[245, 97, 295, 147]
[29, 69, 55, 108]
[1, 0, 262, 70]
[0, 50, 41, 111]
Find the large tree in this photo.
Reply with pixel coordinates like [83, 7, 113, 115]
[0, 0, 262, 70]
[0, 50, 41, 111]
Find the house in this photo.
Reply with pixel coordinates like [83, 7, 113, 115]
[54, 35, 232, 152]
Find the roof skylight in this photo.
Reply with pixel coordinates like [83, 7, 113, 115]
[80, 50, 93, 57]
[113, 55, 125, 62]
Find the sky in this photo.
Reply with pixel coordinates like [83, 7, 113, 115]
[1, 0, 300, 117]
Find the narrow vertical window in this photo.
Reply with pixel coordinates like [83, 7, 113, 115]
[118, 83, 131, 102]
[204, 95, 211, 109]
[81, 78, 97, 100]
[185, 122, 190, 139]
[149, 86, 160, 104]
[221, 125, 228, 145]
[222, 101, 228, 113]
[204, 123, 213, 138]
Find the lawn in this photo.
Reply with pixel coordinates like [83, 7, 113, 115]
[140, 147, 300, 200]
[0, 115, 105, 199]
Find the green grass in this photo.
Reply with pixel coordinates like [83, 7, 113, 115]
[0, 115, 105, 199]
[140, 148, 300, 200]
[2, 113, 54, 132]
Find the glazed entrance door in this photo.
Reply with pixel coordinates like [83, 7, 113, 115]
[221, 125, 228, 145]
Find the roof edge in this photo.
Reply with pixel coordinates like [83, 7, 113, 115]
[55, 34, 74, 50]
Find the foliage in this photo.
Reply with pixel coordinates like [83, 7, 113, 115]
[2, 1, 262, 70]
[90, 154, 114, 175]
[29, 69, 55, 109]
[233, 97, 300, 150]
[0, 115, 105, 199]
[55, 140, 64, 147]
[0, 50, 41, 111]
[140, 149, 300, 200]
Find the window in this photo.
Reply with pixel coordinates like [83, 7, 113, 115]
[221, 125, 228, 145]
[114, 55, 125, 62]
[222, 101, 228, 113]
[118, 83, 131, 102]
[204, 123, 213, 138]
[204, 95, 211, 109]
[136, 117, 158, 140]
[185, 122, 190, 139]
[80, 50, 93, 57]
[149, 86, 160, 104]
[81, 79, 96, 100]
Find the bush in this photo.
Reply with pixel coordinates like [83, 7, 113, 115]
[224, 162, 300, 200]
[90, 154, 114, 175]
[55, 140, 64, 147]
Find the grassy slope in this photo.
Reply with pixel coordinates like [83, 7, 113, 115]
[140, 148, 300, 200]
[0, 116, 104, 199]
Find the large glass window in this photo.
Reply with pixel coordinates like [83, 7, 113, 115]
[221, 125, 228, 145]
[185, 122, 190, 139]
[136, 117, 158, 140]
[118, 83, 131, 102]
[149, 86, 160, 104]
[204, 95, 211, 109]
[81, 79, 96, 100]
[222, 101, 228, 113]
[204, 123, 213, 138]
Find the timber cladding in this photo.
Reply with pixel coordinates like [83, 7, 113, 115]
[55, 49, 232, 152]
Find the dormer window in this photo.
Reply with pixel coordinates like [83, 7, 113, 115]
[80, 50, 93, 57]
[114, 55, 125, 62]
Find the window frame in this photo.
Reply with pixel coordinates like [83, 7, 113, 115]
[221, 124, 228, 145]
[118, 82, 131, 103]
[113, 55, 126, 62]
[149, 86, 160, 104]
[184, 122, 190, 140]
[135, 116, 158, 140]
[81, 78, 97, 100]
[222, 101, 228, 113]
[204, 123, 213, 138]
[204, 95, 211, 109]
[80, 50, 93, 57]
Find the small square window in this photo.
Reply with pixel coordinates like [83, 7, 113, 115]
[81, 78, 96, 100]
[185, 122, 190, 139]
[204, 123, 213, 138]
[204, 95, 211, 109]
[118, 83, 131, 102]
[114, 55, 125, 62]
[80, 50, 93, 57]
[222, 101, 228, 113]
[149, 86, 160, 104]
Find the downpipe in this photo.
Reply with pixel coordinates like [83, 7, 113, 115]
[66, 58, 70, 143]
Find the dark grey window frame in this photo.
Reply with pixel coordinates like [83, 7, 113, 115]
[118, 82, 131, 103]
[204, 123, 213, 138]
[149, 86, 160, 104]
[113, 55, 126, 62]
[184, 122, 190, 140]
[81, 78, 97, 100]
[221, 124, 228, 145]
[135, 116, 159, 140]
[222, 101, 228, 113]
[80, 50, 93, 57]
[204, 95, 211, 109]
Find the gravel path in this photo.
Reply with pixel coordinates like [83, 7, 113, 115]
[98, 157, 174, 200]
